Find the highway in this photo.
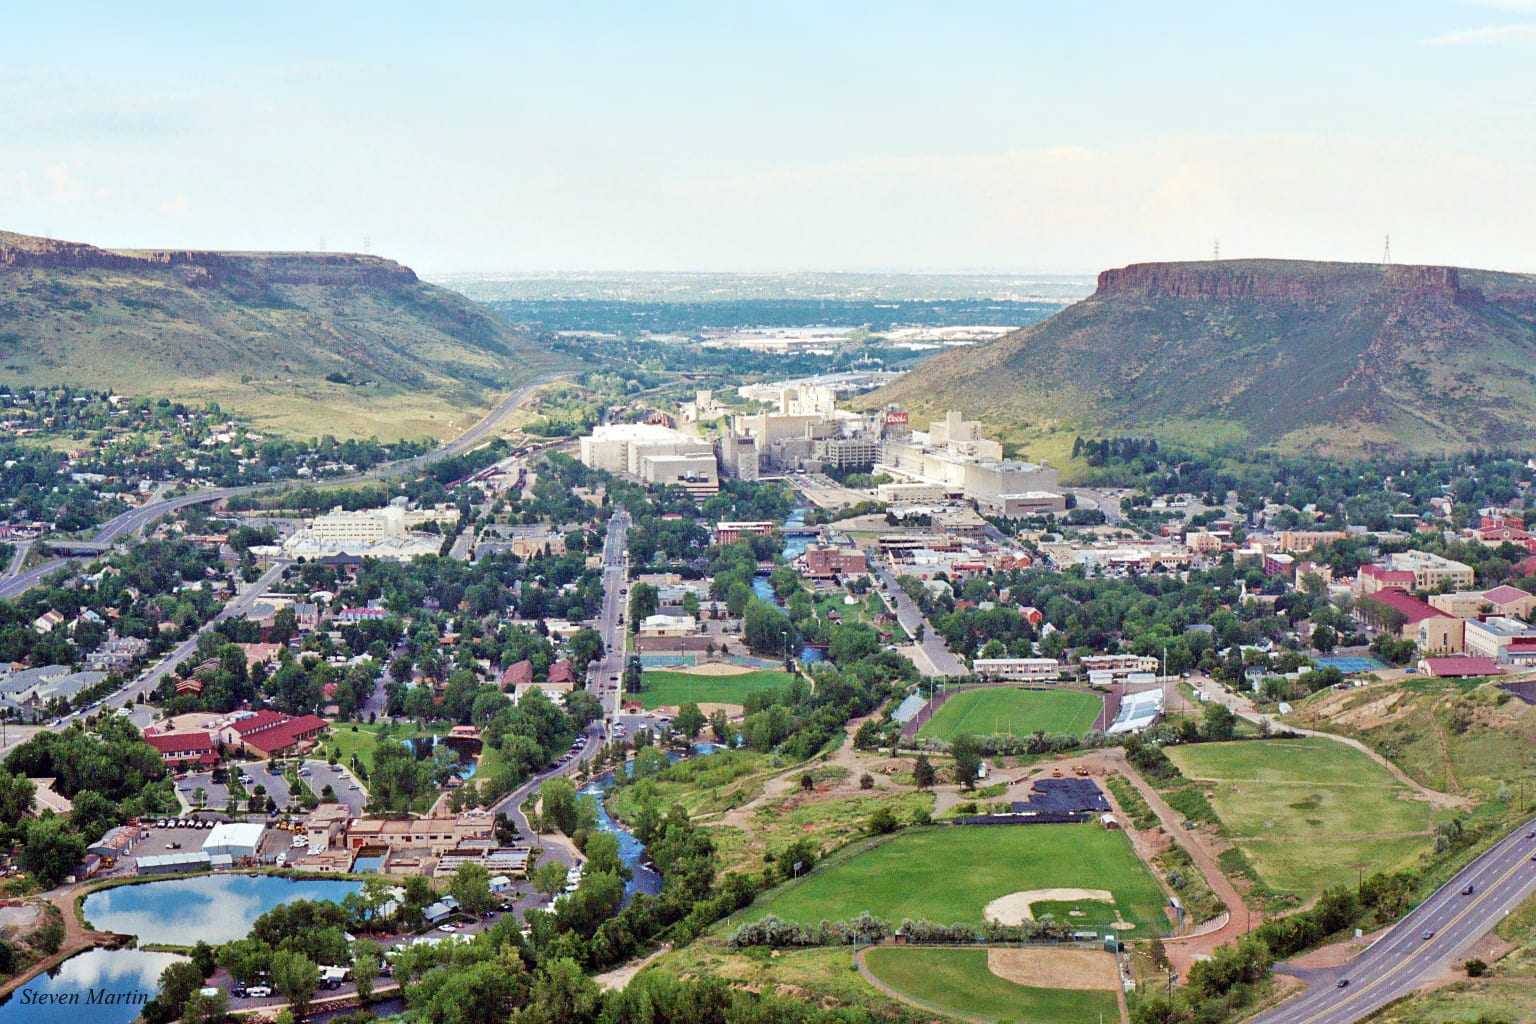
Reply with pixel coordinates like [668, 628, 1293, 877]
[0, 373, 564, 595]
[1251, 815, 1536, 1024]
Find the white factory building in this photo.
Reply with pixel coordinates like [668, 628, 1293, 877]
[578, 423, 719, 498]
[876, 411, 1061, 516]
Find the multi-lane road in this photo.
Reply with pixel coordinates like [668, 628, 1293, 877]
[0, 374, 565, 597]
[1253, 816, 1536, 1024]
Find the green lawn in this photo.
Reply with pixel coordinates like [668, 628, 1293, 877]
[316, 721, 448, 774]
[919, 687, 1104, 742]
[739, 824, 1169, 937]
[1166, 738, 1440, 897]
[863, 947, 1119, 1024]
[637, 669, 795, 709]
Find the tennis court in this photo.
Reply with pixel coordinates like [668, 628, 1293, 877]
[1315, 654, 1386, 674]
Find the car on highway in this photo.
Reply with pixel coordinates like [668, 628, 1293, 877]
[1421, 929, 1435, 940]
[1462, 884, 1475, 895]
[1336, 979, 1349, 988]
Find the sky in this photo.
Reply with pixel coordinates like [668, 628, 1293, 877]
[2, 1, 1535, 275]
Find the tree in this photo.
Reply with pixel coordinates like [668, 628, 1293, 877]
[800, 772, 815, 792]
[913, 754, 936, 789]
[531, 861, 569, 898]
[180, 989, 228, 1024]
[1311, 624, 1338, 653]
[528, 957, 600, 1024]
[270, 950, 319, 1020]
[709, 708, 732, 744]
[451, 861, 498, 918]
[19, 816, 87, 887]
[868, 806, 899, 834]
[566, 628, 605, 674]
[628, 583, 659, 625]
[563, 689, 603, 730]
[539, 776, 579, 835]
[675, 701, 706, 741]
[949, 733, 981, 791]
[352, 938, 384, 1004]
[0, 773, 36, 823]
[742, 600, 795, 657]
[1200, 702, 1238, 742]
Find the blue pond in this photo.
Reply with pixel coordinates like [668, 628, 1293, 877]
[82, 874, 362, 946]
[0, 949, 184, 1024]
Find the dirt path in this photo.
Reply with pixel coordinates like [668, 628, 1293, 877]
[593, 943, 671, 991]
[0, 885, 134, 999]
[1054, 749, 1260, 975]
[1429, 709, 1462, 795]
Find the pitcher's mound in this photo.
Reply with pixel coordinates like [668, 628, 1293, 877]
[983, 888, 1115, 925]
[986, 947, 1119, 990]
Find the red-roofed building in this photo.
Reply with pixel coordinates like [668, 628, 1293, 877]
[220, 710, 328, 757]
[1359, 588, 1463, 653]
[547, 660, 576, 686]
[1419, 656, 1504, 678]
[1359, 564, 1417, 595]
[144, 731, 219, 767]
[1470, 516, 1536, 554]
[499, 659, 534, 690]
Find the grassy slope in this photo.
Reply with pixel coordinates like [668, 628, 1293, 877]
[863, 947, 1119, 1024]
[738, 825, 1169, 936]
[636, 669, 795, 709]
[0, 238, 574, 440]
[865, 259, 1536, 455]
[1167, 739, 1440, 896]
[918, 688, 1104, 742]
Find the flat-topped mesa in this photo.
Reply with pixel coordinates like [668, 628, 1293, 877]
[0, 231, 415, 287]
[1094, 260, 1477, 306]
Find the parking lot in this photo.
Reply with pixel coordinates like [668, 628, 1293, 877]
[176, 758, 366, 815]
[132, 819, 220, 858]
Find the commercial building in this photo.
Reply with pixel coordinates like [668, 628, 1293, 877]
[1429, 585, 1536, 621]
[1382, 551, 1476, 594]
[143, 730, 220, 768]
[203, 822, 265, 860]
[972, 658, 1062, 682]
[975, 491, 1068, 517]
[1463, 616, 1536, 664]
[346, 814, 493, 856]
[1077, 654, 1159, 679]
[715, 521, 776, 545]
[1276, 530, 1348, 553]
[799, 545, 868, 579]
[219, 709, 328, 757]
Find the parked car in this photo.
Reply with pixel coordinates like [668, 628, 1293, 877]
[247, 986, 273, 999]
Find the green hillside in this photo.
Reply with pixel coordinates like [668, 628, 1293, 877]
[0, 230, 575, 440]
[866, 259, 1536, 455]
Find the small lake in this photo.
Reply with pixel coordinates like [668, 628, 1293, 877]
[0, 949, 183, 1024]
[82, 874, 362, 945]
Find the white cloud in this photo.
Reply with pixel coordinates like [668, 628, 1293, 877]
[1426, 23, 1536, 44]
[159, 195, 191, 215]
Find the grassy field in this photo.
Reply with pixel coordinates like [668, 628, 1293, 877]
[636, 669, 796, 709]
[1291, 678, 1536, 803]
[713, 789, 936, 876]
[738, 824, 1169, 936]
[863, 947, 1119, 1024]
[650, 944, 924, 1023]
[1166, 739, 1440, 897]
[918, 687, 1104, 742]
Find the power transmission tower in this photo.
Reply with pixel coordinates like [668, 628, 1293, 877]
[1213, 240, 1220, 261]
[1382, 235, 1391, 265]
[363, 235, 371, 254]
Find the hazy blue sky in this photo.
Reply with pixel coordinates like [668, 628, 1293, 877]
[3, 2, 1534, 274]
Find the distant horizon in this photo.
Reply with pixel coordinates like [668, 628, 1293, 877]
[5, 4, 1535, 275]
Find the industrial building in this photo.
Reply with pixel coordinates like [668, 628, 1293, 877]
[578, 423, 719, 497]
